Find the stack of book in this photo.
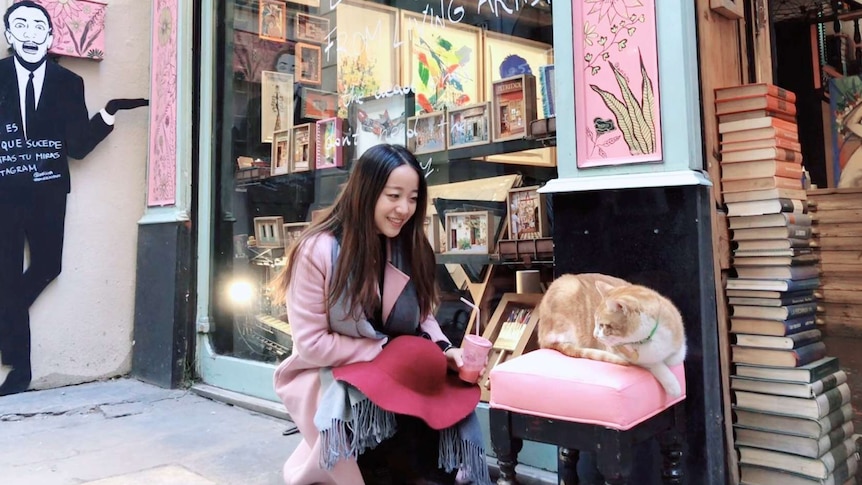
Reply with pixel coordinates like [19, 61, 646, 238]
[714, 83, 860, 484]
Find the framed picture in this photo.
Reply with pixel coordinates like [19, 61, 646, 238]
[443, 210, 495, 254]
[296, 42, 322, 86]
[233, 234, 249, 258]
[294, 13, 329, 43]
[315, 117, 344, 169]
[283, 222, 310, 248]
[506, 186, 550, 240]
[271, 129, 290, 175]
[573, 0, 662, 167]
[350, 93, 413, 161]
[299, 87, 338, 120]
[290, 123, 316, 172]
[478, 293, 544, 401]
[447, 102, 491, 149]
[258, 0, 287, 42]
[336, 1, 400, 116]
[423, 214, 444, 252]
[484, 31, 553, 120]
[254, 216, 285, 248]
[401, 10, 482, 114]
[407, 112, 446, 155]
[261, 71, 294, 143]
[492, 75, 538, 142]
[538, 65, 556, 118]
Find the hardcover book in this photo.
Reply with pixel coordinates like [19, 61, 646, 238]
[725, 197, 808, 217]
[719, 115, 798, 135]
[737, 436, 857, 479]
[733, 329, 822, 350]
[738, 455, 858, 485]
[715, 83, 797, 103]
[733, 264, 819, 281]
[732, 253, 819, 267]
[725, 276, 820, 292]
[734, 421, 855, 458]
[731, 341, 827, 368]
[721, 160, 804, 181]
[731, 238, 811, 252]
[721, 136, 801, 152]
[721, 125, 799, 143]
[731, 224, 813, 242]
[715, 94, 798, 117]
[723, 187, 808, 203]
[727, 292, 817, 306]
[733, 403, 854, 438]
[729, 314, 817, 337]
[720, 146, 803, 164]
[717, 109, 796, 124]
[734, 356, 841, 383]
[728, 212, 812, 229]
[730, 369, 847, 398]
[721, 175, 804, 194]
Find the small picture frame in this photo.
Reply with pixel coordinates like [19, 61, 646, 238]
[538, 65, 556, 118]
[447, 102, 491, 149]
[492, 74, 537, 142]
[315, 117, 344, 169]
[443, 210, 494, 254]
[350, 93, 413, 161]
[233, 234, 249, 258]
[254, 216, 285, 248]
[299, 87, 338, 120]
[260, 71, 294, 143]
[271, 129, 290, 175]
[294, 13, 330, 43]
[506, 186, 549, 240]
[290, 123, 316, 172]
[282, 222, 310, 248]
[407, 112, 447, 155]
[258, 0, 287, 42]
[296, 42, 322, 86]
[423, 214, 444, 252]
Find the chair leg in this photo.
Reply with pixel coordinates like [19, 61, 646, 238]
[659, 429, 683, 484]
[490, 408, 523, 485]
[558, 447, 579, 485]
[595, 432, 632, 485]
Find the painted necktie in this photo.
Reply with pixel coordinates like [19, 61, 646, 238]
[25, 71, 36, 137]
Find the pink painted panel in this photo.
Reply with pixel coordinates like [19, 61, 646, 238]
[24, 0, 107, 60]
[573, 0, 663, 168]
[147, 0, 178, 207]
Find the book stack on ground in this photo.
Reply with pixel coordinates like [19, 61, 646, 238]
[715, 83, 862, 484]
[807, 189, 862, 338]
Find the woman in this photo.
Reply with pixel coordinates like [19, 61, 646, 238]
[271, 144, 488, 485]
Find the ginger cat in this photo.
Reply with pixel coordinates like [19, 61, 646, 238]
[537, 273, 687, 397]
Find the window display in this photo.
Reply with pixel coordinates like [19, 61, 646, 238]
[212, 0, 555, 363]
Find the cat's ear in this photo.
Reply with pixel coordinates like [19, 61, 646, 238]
[595, 280, 615, 298]
[604, 297, 626, 313]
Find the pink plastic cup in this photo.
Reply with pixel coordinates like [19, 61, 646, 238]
[458, 334, 493, 383]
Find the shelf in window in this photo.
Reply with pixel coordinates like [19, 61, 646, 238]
[417, 137, 552, 163]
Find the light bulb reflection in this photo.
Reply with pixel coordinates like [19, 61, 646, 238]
[228, 280, 255, 305]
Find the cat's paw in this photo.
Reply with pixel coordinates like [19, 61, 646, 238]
[662, 379, 682, 398]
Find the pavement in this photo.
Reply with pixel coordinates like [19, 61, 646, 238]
[0, 378, 555, 485]
[0, 378, 299, 485]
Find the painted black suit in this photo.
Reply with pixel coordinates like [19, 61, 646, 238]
[0, 56, 113, 395]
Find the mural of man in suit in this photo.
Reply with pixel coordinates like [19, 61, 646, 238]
[0, 1, 148, 395]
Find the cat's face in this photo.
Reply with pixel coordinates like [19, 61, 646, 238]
[592, 295, 638, 346]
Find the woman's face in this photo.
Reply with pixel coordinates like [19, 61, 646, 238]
[374, 164, 419, 238]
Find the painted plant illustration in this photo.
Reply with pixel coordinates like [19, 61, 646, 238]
[412, 33, 474, 113]
[43, 0, 107, 60]
[589, 52, 656, 156]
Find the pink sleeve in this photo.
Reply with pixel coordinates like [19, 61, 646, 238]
[420, 313, 450, 345]
[286, 235, 385, 368]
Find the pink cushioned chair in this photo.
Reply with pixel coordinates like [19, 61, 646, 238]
[489, 349, 686, 485]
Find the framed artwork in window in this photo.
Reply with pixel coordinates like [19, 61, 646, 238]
[349, 93, 413, 161]
[491, 75, 537, 142]
[283, 222, 310, 249]
[299, 87, 338, 120]
[401, 11, 482, 114]
[407, 112, 446, 155]
[336, 1, 400, 116]
[315, 117, 344, 169]
[296, 42, 322, 86]
[271, 129, 290, 175]
[290, 123, 316, 173]
[447, 102, 491, 149]
[254, 216, 285, 248]
[484, 31, 553, 120]
[506, 186, 549, 240]
[258, 0, 287, 42]
[294, 13, 329, 43]
[443, 210, 494, 254]
[260, 71, 294, 143]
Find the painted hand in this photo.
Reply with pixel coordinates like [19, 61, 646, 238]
[105, 98, 149, 115]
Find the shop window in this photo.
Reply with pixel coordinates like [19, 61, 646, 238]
[211, 0, 555, 363]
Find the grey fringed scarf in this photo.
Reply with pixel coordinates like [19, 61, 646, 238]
[312, 237, 491, 485]
[313, 368, 490, 485]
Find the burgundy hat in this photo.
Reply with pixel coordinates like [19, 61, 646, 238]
[332, 335, 480, 430]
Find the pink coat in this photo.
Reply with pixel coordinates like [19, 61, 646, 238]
[273, 232, 451, 485]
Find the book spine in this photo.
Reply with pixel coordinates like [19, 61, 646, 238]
[818, 421, 855, 459]
[810, 359, 843, 383]
[817, 384, 852, 418]
[794, 341, 827, 366]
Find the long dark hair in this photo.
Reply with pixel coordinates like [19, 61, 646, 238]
[271, 144, 438, 320]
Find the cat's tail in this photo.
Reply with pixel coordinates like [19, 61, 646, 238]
[544, 342, 630, 366]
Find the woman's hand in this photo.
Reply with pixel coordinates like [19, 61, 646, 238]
[443, 346, 463, 372]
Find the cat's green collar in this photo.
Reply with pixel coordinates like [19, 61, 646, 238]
[629, 317, 659, 346]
